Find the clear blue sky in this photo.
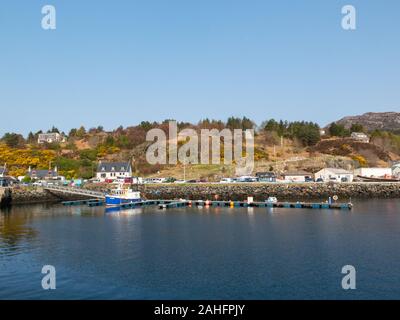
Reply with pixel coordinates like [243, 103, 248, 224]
[1, 0, 399, 136]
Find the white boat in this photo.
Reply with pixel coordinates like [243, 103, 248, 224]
[265, 197, 278, 204]
[105, 185, 142, 206]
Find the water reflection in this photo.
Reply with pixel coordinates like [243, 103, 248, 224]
[1, 200, 400, 299]
[0, 206, 38, 254]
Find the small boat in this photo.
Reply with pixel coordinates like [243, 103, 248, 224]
[265, 196, 278, 204]
[357, 175, 400, 182]
[105, 185, 142, 206]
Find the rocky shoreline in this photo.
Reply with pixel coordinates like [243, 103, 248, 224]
[2, 183, 400, 206]
[2, 187, 90, 205]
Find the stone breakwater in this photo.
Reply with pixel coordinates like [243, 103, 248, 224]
[139, 183, 400, 201]
[4, 183, 400, 205]
[9, 187, 90, 205]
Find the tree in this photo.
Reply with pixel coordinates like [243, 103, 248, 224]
[105, 135, 115, 146]
[1, 133, 25, 148]
[226, 116, 255, 130]
[241, 117, 255, 130]
[27, 132, 36, 144]
[329, 123, 350, 137]
[350, 123, 364, 133]
[263, 119, 279, 132]
[68, 128, 77, 137]
[76, 126, 86, 138]
[262, 119, 321, 146]
[47, 126, 60, 133]
[139, 121, 153, 131]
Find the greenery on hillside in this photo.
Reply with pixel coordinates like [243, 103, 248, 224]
[1, 116, 399, 179]
[262, 119, 321, 146]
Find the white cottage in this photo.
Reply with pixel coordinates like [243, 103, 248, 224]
[96, 161, 132, 182]
[281, 171, 312, 182]
[38, 133, 66, 144]
[314, 168, 354, 182]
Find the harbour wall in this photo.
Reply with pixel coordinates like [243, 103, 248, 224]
[138, 183, 400, 201]
[9, 187, 90, 205]
[3, 183, 400, 205]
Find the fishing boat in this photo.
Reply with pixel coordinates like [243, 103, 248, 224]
[105, 185, 142, 206]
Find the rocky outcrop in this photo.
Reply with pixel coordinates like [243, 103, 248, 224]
[333, 112, 400, 132]
[139, 183, 400, 201]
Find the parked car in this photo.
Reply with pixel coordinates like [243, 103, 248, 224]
[174, 180, 186, 184]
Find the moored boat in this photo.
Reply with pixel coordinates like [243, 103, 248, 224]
[105, 185, 142, 206]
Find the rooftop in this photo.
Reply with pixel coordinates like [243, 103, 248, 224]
[97, 162, 131, 173]
[322, 168, 352, 174]
[282, 171, 311, 176]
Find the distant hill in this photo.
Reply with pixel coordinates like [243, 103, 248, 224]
[332, 112, 400, 132]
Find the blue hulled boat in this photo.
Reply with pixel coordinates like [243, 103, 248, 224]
[105, 186, 142, 206]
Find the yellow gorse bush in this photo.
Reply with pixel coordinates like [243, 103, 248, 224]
[0, 144, 56, 177]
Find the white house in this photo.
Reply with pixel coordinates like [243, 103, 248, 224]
[27, 166, 65, 181]
[38, 133, 66, 144]
[354, 167, 392, 178]
[96, 161, 132, 182]
[350, 132, 370, 143]
[392, 163, 400, 178]
[314, 168, 354, 182]
[281, 171, 312, 182]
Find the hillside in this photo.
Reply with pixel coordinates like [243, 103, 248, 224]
[333, 112, 400, 132]
[1, 115, 400, 180]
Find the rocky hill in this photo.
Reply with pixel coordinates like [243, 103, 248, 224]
[333, 112, 400, 132]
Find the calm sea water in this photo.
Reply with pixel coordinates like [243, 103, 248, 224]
[1, 199, 400, 300]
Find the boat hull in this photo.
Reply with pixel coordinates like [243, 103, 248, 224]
[105, 196, 142, 206]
